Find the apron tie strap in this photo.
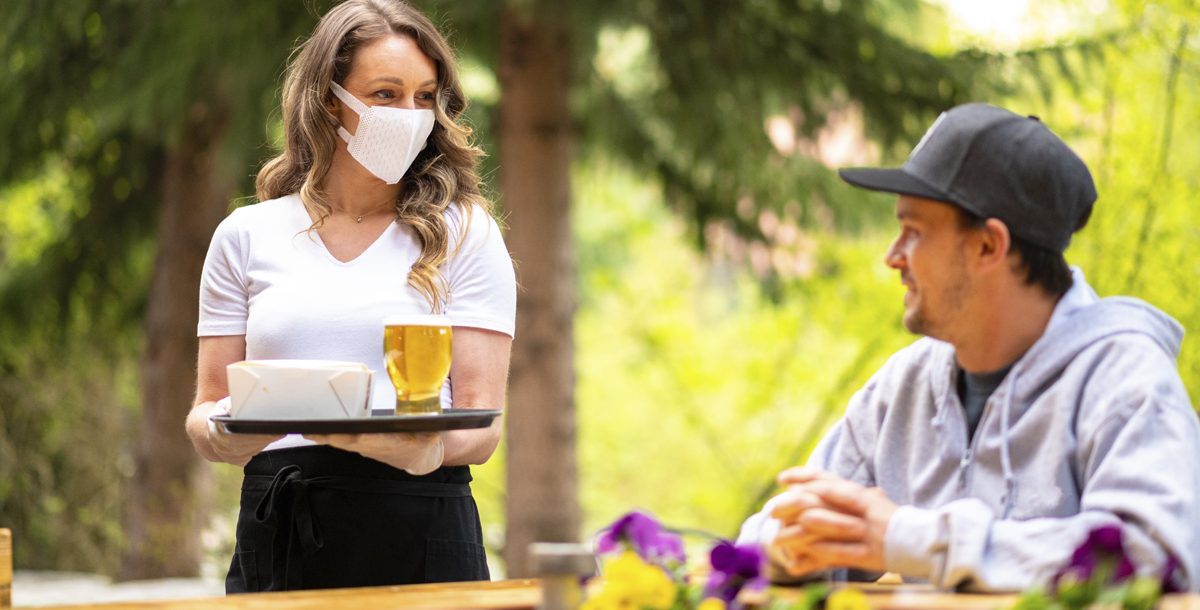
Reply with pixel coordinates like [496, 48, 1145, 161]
[253, 464, 324, 589]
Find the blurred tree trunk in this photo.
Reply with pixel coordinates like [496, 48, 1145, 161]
[498, 4, 580, 578]
[119, 100, 233, 579]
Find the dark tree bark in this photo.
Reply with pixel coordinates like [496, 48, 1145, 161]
[119, 100, 234, 579]
[498, 4, 581, 579]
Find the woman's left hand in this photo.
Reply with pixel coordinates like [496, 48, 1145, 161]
[308, 432, 444, 475]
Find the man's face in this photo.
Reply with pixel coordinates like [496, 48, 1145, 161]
[884, 196, 974, 339]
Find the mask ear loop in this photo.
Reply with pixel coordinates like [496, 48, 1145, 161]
[329, 82, 369, 142]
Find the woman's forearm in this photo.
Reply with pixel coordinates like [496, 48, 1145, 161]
[186, 401, 223, 463]
[441, 422, 502, 466]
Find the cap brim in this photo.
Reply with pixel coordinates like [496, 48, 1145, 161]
[838, 167, 952, 204]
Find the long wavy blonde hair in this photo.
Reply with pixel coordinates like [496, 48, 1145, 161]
[256, 0, 489, 311]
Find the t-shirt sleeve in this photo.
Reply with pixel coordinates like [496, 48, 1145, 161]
[197, 211, 249, 336]
[442, 204, 517, 337]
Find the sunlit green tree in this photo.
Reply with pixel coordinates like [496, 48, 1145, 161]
[0, 0, 1084, 579]
[449, 0, 1008, 575]
[0, 0, 326, 577]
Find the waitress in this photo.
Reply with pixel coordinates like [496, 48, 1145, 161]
[183, 0, 515, 592]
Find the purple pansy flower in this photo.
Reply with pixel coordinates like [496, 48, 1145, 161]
[703, 541, 766, 606]
[710, 541, 764, 579]
[595, 510, 686, 564]
[1054, 524, 1136, 589]
[1085, 524, 1123, 553]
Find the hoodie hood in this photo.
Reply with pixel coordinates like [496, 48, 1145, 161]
[926, 268, 1185, 517]
[1011, 268, 1183, 402]
[930, 268, 1184, 410]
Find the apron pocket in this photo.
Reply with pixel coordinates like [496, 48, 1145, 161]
[424, 538, 489, 583]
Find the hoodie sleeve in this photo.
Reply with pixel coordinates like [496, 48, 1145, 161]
[885, 367, 1200, 592]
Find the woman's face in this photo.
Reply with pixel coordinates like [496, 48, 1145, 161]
[335, 33, 438, 136]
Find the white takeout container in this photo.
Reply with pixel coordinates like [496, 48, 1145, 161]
[226, 360, 373, 419]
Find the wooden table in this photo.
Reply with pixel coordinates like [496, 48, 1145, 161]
[767, 582, 1200, 609]
[27, 579, 1200, 610]
[34, 579, 541, 610]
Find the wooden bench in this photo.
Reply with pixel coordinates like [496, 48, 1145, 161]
[1, 528, 11, 608]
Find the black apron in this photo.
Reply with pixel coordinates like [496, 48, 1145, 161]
[225, 445, 490, 593]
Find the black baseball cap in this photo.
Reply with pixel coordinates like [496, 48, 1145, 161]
[838, 103, 1096, 252]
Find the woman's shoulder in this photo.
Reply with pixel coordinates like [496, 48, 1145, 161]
[208, 194, 301, 248]
[443, 201, 503, 240]
[443, 200, 494, 222]
[216, 194, 302, 232]
[230, 193, 301, 221]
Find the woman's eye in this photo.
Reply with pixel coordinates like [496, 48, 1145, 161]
[417, 91, 436, 102]
[373, 90, 395, 100]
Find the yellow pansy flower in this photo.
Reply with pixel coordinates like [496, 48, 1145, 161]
[591, 550, 679, 610]
[826, 587, 871, 610]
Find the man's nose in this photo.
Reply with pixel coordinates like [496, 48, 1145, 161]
[884, 240, 904, 269]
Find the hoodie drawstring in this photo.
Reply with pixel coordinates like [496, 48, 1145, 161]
[999, 370, 1019, 518]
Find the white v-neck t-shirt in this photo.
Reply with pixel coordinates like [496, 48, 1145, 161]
[197, 194, 516, 451]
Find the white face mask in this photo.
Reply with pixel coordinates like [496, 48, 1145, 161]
[330, 81, 436, 184]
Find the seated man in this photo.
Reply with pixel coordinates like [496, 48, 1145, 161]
[738, 103, 1199, 592]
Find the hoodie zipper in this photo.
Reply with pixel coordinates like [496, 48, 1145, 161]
[957, 394, 1000, 493]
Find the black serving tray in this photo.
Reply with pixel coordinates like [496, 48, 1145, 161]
[211, 408, 501, 434]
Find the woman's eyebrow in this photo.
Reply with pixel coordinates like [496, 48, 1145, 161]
[367, 77, 438, 87]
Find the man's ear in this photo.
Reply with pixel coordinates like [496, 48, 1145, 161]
[975, 218, 1012, 271]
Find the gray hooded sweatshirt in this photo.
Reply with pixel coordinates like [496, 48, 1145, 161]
[739, 270, 1200, 592]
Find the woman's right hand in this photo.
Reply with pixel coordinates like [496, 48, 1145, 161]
[307, 431, 444, 475]
[206, 425, 282, 467]
[186, 398, 282, 466]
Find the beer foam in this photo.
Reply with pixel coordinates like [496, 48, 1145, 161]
[383, 314, 451, 327]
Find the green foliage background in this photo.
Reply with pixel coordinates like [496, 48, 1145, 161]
[0, 0, 1197, 577]
[473, 0, 1200, 560]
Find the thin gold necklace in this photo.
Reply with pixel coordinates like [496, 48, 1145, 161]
[341, 202, 395, 223]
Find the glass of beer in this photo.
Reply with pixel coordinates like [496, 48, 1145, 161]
[383, 314, 452, 415]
